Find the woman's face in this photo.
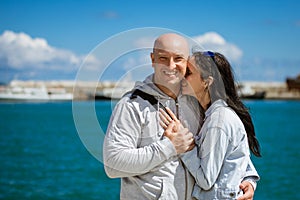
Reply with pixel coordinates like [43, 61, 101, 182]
[181, 56, 207, 98]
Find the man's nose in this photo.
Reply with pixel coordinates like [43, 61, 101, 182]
[168, 58, 176, 69]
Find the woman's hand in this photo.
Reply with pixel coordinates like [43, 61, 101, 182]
[159, 107, 195, 153]
[159, 107, 184, 131]
[237, 181, 255, 200]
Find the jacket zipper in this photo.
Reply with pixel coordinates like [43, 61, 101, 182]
[175, 99, 179, 118]
[175, 98, 189, 200]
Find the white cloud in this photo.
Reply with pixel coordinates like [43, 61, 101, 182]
[194, 32, 226, 45]
[0, 30, 103, 81]
[80, 54, 102, 71]
[0, 30, 81, 70]
[192, 32, 243, 63]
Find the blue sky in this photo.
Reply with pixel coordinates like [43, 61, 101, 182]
[0, 0, 300, 83]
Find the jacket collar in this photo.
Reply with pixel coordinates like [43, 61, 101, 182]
[133, 74, 184, 100]
[204, 99, 228, 120]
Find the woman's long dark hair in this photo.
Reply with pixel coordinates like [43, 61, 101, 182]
[193, 52, 261, 157]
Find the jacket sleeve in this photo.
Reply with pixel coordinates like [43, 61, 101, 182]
[181, 127, 229, 190]
[242, 158, 260, 190]
[103, 99, 177, 178]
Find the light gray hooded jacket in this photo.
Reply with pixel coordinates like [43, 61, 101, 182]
[181, 100, 260, 199]
[103, 75, 258, 200]
[103, 75, 201, 200]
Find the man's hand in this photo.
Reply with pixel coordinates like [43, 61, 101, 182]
[164, 122, 195, 154]
[237, 181, 254, 200]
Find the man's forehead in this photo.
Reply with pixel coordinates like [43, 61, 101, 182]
[154, 49, 188, 57]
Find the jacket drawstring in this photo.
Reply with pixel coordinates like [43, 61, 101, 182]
[156, 95, 162, 137]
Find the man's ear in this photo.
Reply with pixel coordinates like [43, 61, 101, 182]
[150, 52, 155, 67]
[206, 76, 214, 87]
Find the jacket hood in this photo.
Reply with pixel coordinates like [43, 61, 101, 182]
[130, 74, 171, 100]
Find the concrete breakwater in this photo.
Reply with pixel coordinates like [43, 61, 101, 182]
[239, 81, 300, 100]
[1, 80, 300, 101]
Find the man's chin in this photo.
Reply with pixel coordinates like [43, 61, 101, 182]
[167, 76, 182, 84]
[155, 77, 182, 90]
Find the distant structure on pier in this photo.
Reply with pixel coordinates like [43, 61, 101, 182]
[286, 74, 300, 91]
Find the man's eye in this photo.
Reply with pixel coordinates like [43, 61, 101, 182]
[175, 57, 184, 62]
[159, 57, 167, 61]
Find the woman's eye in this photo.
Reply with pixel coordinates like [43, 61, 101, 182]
[185, 68, 192, 77]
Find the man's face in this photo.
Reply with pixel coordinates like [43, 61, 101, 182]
[151, 49, 188, 88]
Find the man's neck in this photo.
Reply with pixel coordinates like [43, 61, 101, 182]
[155, 83, 180, 99]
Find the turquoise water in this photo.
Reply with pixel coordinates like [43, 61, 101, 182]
[0, 100, 299, 199]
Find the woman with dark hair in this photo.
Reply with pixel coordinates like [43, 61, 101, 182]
[160, 51, 261, 199]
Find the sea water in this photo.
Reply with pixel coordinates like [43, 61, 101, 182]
[0, 100, 299, 199]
